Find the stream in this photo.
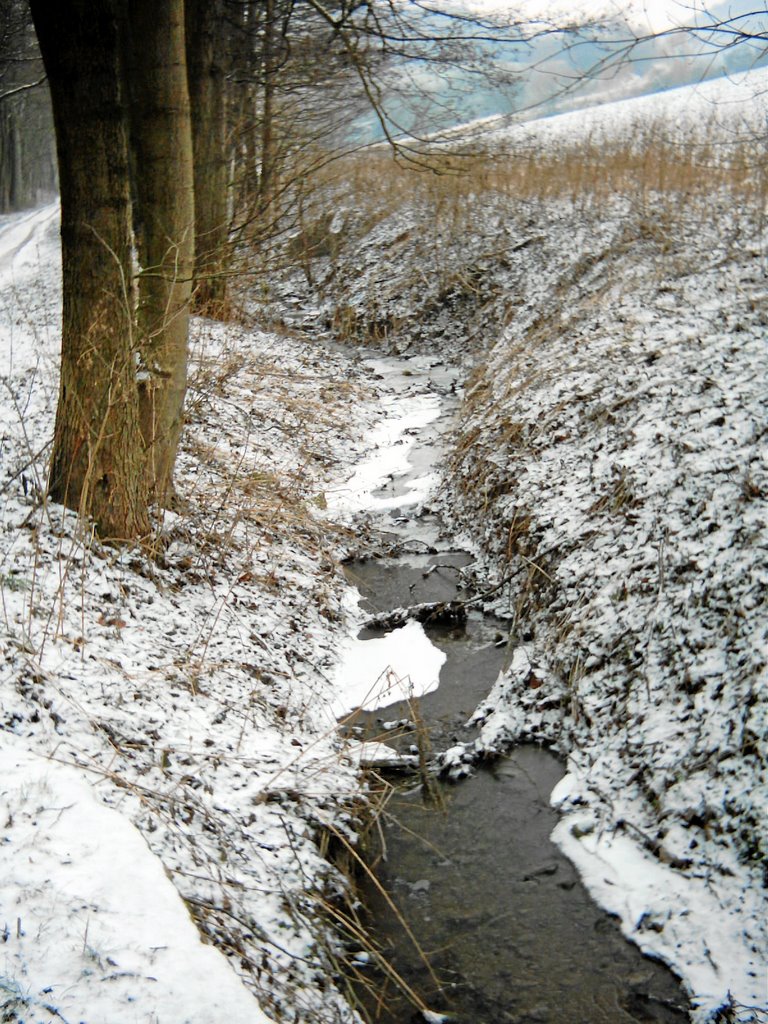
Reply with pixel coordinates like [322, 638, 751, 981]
[333, 355, 690, 1024]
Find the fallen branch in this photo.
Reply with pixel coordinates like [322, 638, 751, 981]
[364, 599, 468, 630]
[0, 76, 47, 103]
[363, 571, 516, 631]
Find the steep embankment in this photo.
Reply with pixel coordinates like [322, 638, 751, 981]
[0, 204, 393, 1024]
[291, 70, 768, 1024]
[445, 193, 767, 1023]
[438, 85, 768, 1024]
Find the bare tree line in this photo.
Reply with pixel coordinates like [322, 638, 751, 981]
[5, 0, 767, 539]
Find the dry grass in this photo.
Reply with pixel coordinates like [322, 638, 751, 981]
[278, 108, 768, 350]
[475, 122, 767, 206]
[320, 110, 768, 229]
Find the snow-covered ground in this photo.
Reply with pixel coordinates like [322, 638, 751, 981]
[444, 192, 768, 1020]
[470, 64, 768, 150]
[436, 84, 768, 1024]
[0, 204, 449, 1023]
[2, 64, 768, 1024]
[275, 67, 768, 1024]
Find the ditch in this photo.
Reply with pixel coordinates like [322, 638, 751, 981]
[335, 355, 691, 1024]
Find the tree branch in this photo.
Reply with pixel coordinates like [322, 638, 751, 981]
[0, 74, 46, 103]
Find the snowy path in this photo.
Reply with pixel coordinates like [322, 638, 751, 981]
[0, 202, 58, 273]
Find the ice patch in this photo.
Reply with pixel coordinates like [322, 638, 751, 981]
[331, 617, 446, 719]
[325, 393, 441, 513]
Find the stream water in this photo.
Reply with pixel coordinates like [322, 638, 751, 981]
[337, 355, 690, 1024]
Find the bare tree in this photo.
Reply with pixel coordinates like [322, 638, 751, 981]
[0, 0, 55, 211]
[28, 0, 662, 539]
[186, 0, 231, 314]
[30, 0, 196, 536]
[123, 0, 195, 505]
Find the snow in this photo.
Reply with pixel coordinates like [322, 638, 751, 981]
[331, 616, 446, 718]
[0, 202, 58, 274]
[472, 63, 768, 147]
[550, 787, 766, 1022]
[0, 736, 270, 1024]
[434, 76, 768, 1024]
[325, 356, 442, 514]
[3, 61, 768, 1024]
[0, 204, 398, 1023]
[279, 64, 768, 1024]
[324, 358, 448, 720]
[0, 200, 455, 1024]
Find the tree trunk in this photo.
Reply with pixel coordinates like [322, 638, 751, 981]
[185, 0, 230, 315]
[0, 106, 17, 209]
[259, 0, 277, 211]
[123, 0, 195, 505]
[229, 0, 258, 220]
[29, 0, 149, 540]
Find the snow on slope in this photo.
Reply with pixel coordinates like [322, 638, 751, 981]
[0, 737, 271, 1024]
[0, 205, 397, 1023]
[6, 59, 765, 1021]
[470, 64, 768, 149]
[436, 75, 768, 1024]
[259, 65, 768, 1018]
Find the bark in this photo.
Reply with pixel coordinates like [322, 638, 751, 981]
[123, 0, 195, 505]
[259, 0, 277, 210]
[29, 0, 149, 539]
[185, 0, 230, 314]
